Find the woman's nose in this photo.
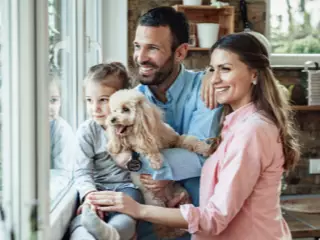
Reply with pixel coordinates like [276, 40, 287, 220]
[210, 70, 221, 85]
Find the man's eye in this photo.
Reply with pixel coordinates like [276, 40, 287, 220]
[134, 44, 140, 50]
[122, 107, 130, 112]
[86, 99, 92, 103]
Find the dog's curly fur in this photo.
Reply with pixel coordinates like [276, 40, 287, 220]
[106, 89, 214, 238]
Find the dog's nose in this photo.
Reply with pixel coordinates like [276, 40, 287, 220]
[110, 117, 117, 123]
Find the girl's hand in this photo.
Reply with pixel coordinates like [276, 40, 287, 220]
[76, 202, 105, 219]
[200, 70, 217, 110]
[140, 174, 171, 193]
[87, 191, 142, 219]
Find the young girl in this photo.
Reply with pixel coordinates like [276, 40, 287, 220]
[70, 62, 143, 240]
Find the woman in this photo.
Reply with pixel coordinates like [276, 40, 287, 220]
[86, 32, 300, 239]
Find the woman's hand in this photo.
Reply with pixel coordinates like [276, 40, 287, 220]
[77, 191, 105, 219]
[200, 70, 217, 110]
[87, 191, 142, 219]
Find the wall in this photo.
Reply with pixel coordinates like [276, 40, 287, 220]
[127, 0, 320, 195]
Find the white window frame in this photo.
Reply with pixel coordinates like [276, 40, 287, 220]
[266, 0, 320, 66]
[1, 0, 50, 239]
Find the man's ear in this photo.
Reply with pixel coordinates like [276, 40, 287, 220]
[175, 43, 189, 62]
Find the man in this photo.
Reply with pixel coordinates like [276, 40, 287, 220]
[132, 6, 222, 210]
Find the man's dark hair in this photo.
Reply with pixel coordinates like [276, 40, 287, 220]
[138, 6, 189, 51]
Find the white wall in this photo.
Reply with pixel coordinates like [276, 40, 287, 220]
[101, 0, 128, 66]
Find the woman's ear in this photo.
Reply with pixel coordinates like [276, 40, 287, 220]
[251, 70, 258, 82]
[175, 43, 189, 62]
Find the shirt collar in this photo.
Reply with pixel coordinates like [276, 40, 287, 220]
[223, 102, 257, 130]
[147, 64, 186, 106]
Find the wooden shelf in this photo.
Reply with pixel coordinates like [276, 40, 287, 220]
[172, 4, 235, 44]
[291, 105, 320, 111]
[188, 47, 210, 51]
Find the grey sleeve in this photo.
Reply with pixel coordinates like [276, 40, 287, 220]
[74, 123, 97, 201]
[50, 118, 76, 173]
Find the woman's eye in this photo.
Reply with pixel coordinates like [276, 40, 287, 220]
[101, 98, 109, 103]
[221, 67, 230, 72]
[122, 107, 130, 112]
[206, 67, 214, 73]
[86, 99, 91, 103]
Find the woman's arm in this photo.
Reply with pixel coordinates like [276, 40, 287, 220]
[87, 190, 188, 228]
[139, 205, 188, 229]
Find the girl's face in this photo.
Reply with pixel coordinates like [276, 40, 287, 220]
[49, 84, 61, 121]
[208, 49, 257, 110]
[85, 78, 119, 126]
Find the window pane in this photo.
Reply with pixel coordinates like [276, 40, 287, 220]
[270, 0, 320, 54]
[48, 0, 76, 211]
[0, 5, 2, 198]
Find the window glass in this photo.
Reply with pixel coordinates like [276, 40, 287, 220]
[48, 0, 76, 211]
[270, 0, 320, 54]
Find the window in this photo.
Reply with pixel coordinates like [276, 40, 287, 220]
[267, 0, 320, 65]
[0, 0, 126, 238]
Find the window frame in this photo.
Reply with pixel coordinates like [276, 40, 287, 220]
[266, 0, 320, 66]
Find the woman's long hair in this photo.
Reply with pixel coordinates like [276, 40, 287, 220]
[210, 32, 300, 170]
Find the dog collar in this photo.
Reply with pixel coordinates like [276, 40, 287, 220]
[127, 152, 142, 172]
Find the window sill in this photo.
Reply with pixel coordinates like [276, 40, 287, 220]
[50, 183, 77, 240]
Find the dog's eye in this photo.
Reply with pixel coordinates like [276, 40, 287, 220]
[122, 107, 130, 113]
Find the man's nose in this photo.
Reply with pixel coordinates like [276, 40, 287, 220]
[135, 48, 149, 64]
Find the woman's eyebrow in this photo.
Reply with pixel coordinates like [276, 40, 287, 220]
[218, 63, 232, 67]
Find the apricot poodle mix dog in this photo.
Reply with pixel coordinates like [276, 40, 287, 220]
[106, 89, 212, 168]
[106, 89, 214, 238]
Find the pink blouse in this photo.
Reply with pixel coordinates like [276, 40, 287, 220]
[180, 103, 292, 240]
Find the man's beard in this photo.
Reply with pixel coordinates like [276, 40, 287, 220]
[133, 54, 175, 86]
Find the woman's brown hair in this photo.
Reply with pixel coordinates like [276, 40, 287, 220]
[210, 32, 300, 170]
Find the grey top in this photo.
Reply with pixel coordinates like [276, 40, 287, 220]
[50, 117, 75, 173]
[74, 119, 134, 201]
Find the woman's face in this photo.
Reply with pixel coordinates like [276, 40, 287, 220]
[207, 49, 257, 110]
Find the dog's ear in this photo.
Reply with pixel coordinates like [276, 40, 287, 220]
[106, 125, 122, 154]
[134, 98, 163, 143]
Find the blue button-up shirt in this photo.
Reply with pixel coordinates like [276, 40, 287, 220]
[136, 65, 223, 181]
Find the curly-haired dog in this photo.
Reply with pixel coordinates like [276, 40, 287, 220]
[106, 89, 214, 238]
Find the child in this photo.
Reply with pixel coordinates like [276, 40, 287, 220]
[49, 74, 75, 173]
[70, 62, 143, 240]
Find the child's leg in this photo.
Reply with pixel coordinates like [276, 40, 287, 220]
[69, 215, 96, 240]
[108, 187, 143, 240]
[81, 204, 120, 240]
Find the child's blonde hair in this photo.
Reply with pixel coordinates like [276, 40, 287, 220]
[84, 62, 130, 89]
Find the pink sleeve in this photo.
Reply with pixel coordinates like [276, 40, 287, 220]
[180, 124, 269, 235]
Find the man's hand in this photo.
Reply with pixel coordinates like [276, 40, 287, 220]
[200, 70, 217, 110]
[140, 174, 171, 193]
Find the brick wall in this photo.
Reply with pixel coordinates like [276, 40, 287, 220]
[128, 0, 320, 195]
